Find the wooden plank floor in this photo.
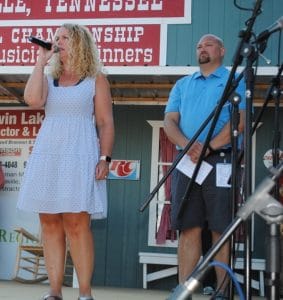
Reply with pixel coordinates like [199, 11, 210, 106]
[0, 280, 265, 300]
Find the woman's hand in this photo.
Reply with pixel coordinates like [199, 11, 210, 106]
[36, 45, 57, 67]
[95, 160, 110, 180]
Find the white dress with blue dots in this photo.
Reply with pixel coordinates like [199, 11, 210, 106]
[17, 76, 107, 219]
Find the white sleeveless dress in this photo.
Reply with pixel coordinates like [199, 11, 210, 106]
[17, 76, 107, 219]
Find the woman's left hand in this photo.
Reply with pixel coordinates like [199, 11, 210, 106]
[95, 160, 110, 180]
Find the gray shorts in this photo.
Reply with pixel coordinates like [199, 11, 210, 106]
[171, 151, 232, 234]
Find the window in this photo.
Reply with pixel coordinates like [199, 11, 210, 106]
[147, 121, 178, 247]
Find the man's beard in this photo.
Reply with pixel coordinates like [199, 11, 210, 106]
[198, 54, 210, 64]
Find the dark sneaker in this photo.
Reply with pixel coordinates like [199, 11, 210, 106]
[203, 286, 215, 295]
[213, 292, 228, 300]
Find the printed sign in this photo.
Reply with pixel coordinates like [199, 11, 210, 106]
[0, 0, 191, 67]
[0, 24, 160, 66]
[108, 160, 140, 180]
[0, 0, 186, 20]
[0, 109, 44, 194]
[0, 108, 43, 280]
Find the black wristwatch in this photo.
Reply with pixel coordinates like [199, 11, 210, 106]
[100, 155, 112, 163]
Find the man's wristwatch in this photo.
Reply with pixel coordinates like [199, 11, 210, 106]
[100, 155, 112, 163]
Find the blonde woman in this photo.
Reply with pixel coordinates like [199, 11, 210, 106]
[17, 24, 114, 300]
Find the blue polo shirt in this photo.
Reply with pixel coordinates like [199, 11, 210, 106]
[165, 66, 246, 148]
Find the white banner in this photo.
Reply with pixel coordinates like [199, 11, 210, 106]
[0, 107, 43, 279]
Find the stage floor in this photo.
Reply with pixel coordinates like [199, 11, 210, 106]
[0, 280, 265, 299]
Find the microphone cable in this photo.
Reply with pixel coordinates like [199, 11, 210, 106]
[233, 0, 254, 12]
[209, 261, 245, 300]
[276, 30, 282, 67]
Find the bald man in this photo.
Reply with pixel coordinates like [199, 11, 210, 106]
[164, 34, 246, 299]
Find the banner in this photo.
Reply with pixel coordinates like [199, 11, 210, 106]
[0, 108, 43, 280]
[0, 0, 186, 20]
[0, 0, 191, 67]
[0, 24, 160, 66]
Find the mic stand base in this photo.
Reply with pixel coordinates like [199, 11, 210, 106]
[168, 278, 199, 300]
[167, 163, 283, 300]
[167, 217, 242, 300]
[263, 221, 282, 300]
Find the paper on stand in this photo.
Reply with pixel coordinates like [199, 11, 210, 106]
[216, 163, 231, 187]
[176, 154, 213, 185]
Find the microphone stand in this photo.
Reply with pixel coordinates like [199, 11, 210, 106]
[140, 2, 262, 299]
[265, 62, 282, 300]
[234, 55, 282, 300]
[167, 162, 283, 300]
[139, 0, 262, 216]
[176, 3, 262, 299]
[241, 41, 256, 300]
[226, 64, 283, 299]
[139, 71, 244, 212]
[233, 63, 283, 169]
[255, 27, 282, 298]
[228, 93, 241, 300]
[177, 0, 263, 219]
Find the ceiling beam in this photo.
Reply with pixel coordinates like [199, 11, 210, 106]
[0, 83, 24, 102]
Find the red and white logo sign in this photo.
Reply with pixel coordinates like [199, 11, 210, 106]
[263, 149, 283, 169]
[109, 160, 140, 180]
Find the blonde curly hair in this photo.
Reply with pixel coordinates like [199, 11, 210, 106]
[50, 23, 103, 79]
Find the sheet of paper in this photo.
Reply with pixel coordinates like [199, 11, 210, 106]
[216, 163, 231, 187]
[176, 154, 213, 185]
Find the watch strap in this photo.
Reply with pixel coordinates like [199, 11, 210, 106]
[100, 155, 111, 162]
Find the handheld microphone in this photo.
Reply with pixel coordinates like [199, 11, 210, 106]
[254, 16, 283, 44]
[28, 36, 59, 52]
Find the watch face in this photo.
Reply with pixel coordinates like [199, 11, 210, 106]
[106, 156, 111, 162]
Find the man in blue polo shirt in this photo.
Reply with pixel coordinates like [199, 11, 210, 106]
[164, 34, 246, 299]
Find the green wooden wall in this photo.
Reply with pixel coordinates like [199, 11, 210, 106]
[91, 106, 166, 288]
[167, 0, 283, 67]
[89, 0, 283, 290]
[90, 104, 283, 289]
